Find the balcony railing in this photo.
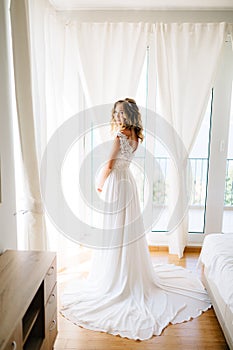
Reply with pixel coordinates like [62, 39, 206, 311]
[224, 158, 233, 206]
[152, 157, 233, 207]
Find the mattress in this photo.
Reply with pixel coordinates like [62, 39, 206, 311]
[199, 233, 233, 312]
[203, 271, 233, 350]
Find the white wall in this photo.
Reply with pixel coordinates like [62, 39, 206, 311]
[0, 0, 17, 251]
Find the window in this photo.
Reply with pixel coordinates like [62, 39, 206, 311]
[136, 51, 214, 235]
[222, 83, 233, 233]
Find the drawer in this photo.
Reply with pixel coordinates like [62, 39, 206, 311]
[44, 258, 57, 302]
[48, 311, 57, 350]
[45, 284, 57, 331]
[3, 323, 22, 350]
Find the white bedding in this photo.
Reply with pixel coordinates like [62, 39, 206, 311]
[199, 233, 233, 312]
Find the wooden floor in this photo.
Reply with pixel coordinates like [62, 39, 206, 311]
[55, 248, 229, 350]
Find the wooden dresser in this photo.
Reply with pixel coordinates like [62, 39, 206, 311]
[0, 250, 57, 350]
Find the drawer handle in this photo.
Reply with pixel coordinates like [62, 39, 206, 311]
[47, 266, 55, 276]
[49, 319, 57, 331]
[11, 341, 17, 350]
[48, 293, 56, 304]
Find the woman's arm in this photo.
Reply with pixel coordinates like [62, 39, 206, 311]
[97, 136, 120, 192]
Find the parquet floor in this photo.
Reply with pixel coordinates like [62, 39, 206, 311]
[54, 247, 229, 350]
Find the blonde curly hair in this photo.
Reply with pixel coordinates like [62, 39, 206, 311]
[110, 98, 144, 142]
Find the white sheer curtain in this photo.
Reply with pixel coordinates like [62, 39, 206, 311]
[26, 0, 87, 268]
[154, 22, 228, 257]
[73, 22, 150, 107]
[25, 3, 151, 268]
[10, 0, 47, 250]
[11, 0, 231, 262]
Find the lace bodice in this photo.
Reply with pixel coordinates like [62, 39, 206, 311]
[113, 131, 135, 170]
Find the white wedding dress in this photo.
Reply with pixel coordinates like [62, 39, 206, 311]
[60, 131, 211, 340]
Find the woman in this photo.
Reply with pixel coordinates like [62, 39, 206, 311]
[61, 98, 211, 340]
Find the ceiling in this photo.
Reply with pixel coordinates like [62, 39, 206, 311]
[50, 0, 233, 11]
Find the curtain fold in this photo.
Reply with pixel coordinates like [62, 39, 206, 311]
[10, 0, 47, 250]
[0, 0, 17, 249]
[154, 22, 228, 257]
[26, 0, 88, 268]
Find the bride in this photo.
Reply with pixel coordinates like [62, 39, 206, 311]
[60, 98, 211, 340]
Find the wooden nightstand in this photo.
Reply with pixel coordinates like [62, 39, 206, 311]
[0, 250, 57, 350]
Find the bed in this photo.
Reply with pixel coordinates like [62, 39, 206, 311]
[199, 233, 233, 350]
